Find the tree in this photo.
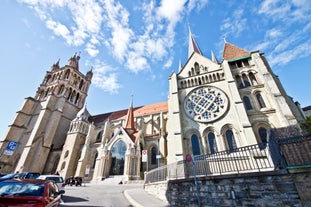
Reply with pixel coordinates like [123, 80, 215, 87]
[300, 116, 311, 135]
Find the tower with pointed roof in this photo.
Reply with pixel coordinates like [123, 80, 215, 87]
[0, 28, 305, 184]
[0, 53, 92, 174]
[166, 30, 304, 164]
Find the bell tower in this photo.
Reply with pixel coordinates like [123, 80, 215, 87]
[0, 53, 93, 174]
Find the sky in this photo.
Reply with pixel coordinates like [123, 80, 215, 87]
[0, 0, 310, 140]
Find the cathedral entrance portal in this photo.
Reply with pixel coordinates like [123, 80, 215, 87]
[109, 140, 126, 175]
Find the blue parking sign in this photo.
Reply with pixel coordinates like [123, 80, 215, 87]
[3, 141, 18, 156]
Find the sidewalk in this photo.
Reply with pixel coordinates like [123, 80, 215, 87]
[124, 187, 170, 207]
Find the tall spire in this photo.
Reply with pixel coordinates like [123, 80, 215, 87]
[188, 26, 202, 58]
[211, 50, 218, 64]
[124, 95, 135, 130]
[178, 59, 183, 72]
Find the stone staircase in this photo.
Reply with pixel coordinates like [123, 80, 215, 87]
[98, 175, 144, 185]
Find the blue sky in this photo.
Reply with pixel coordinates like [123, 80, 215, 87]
[1, 0, 310, 140]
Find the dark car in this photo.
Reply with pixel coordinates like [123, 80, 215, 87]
[16, 172, 41, 179]
[0, 173, 17, 182]
[0, 179, 64, 206]
[0, 173, 7, 177]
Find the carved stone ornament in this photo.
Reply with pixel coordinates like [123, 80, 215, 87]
[184, 86, 229, 122]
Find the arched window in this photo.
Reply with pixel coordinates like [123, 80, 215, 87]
[191, 134, 200, 156]
[194, 62, 200, 75]
[93, 152, 98, 168]
[110, 140, 126, 175]
[74, 93, 80, 105]
[65, 70, 70, 79]
[61, 162, 66, 171]
[242, 74, 251, 87]
[256, 93, 266, 108]
[96, 131, 103, 142]
[259, 127, 268, 143]
[207, 132, 217, 154]
[235, 75, 243, 88]
[151, 147, 157, 165]
[64, 150, 69, 159]
[225, 130, 237, 152]
[243, 96, 253, 110]
[79, 80, 84, 90]
[249, 72, 258, 85]
[58, 85, 64, 95]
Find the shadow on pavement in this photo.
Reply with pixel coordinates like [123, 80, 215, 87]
[61, 195, 89, 202]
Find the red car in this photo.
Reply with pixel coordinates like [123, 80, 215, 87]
[0, 178, 64, 206]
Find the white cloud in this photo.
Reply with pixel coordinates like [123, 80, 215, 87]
[126, 51, 149, 72]
[17, 0, 211, 92]
[220, 8, 247, 38]
[157, 0, 186, 24]
[269, 39, 311, 66]
[186, 0, 209, 12]
[102, 0, 133, 62]
[266, 28, 282, 39]
[258, 0, 311, 22]
[92, 62, 122, 94]
[85, 43, 99, 57]
[45, 19, 71, 42]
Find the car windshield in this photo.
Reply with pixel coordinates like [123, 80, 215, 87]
[0, 182, 44, 196]
[47, 177, 63, 183]
[0, 173, 16, 179]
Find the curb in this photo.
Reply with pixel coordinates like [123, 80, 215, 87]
[124, 190, 144, 207]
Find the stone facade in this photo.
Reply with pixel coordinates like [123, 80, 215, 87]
[145, 171, 308, 206]
[0, 54, 92, 174]
[0, 30, 306, 185]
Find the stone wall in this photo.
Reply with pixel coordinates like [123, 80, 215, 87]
[278, 136, 311, 166]
[145, 171, 307, 207]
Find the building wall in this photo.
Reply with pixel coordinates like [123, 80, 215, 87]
[0, 55, 92, 174]
[145, 171, 307, 206]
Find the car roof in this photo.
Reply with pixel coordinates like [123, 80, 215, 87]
[2, 179, 51, 184]
[38, 175, 62, 177]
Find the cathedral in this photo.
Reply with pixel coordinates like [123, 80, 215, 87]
[0, 30, 305, 183]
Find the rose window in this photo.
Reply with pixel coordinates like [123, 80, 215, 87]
[184, 86, 229, 122]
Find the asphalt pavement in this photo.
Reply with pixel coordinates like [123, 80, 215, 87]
[124, 186, 170, 207]
[60, 180, 170, 207]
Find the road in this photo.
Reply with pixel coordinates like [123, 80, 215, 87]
[59, 182, 143, 207]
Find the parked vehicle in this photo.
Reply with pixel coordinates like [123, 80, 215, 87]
[0, 173, 17, 182]
[37, 174, 66, 193]
[0, 179, 64, 206]
[0, 173, 7, 177]
[15, 172, 40, 179]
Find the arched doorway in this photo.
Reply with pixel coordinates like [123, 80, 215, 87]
[110, 140, 126, 175]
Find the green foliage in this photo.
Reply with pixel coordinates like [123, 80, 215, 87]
[300, 116, 311, 134]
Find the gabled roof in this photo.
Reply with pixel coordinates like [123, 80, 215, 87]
[188, 27, 202, 58]
[222, 42, 250, 61]
[89, 102, 168, 125]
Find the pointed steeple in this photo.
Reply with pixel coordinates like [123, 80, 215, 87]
[51, 58, 60, 71]
[211, 50, 218, 64]
[67, 52, 80, 70]
[188, 27, 202, 58]
[222, 42, 250, 61]
[124, 95, 135, 130]
[74, 104, 90, 122]
[178, 59, 183, 72]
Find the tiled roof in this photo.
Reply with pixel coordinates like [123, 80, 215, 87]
[302, 105, 311, 111]
[89, 102, 168, 124]
[222, 42, 250, 60]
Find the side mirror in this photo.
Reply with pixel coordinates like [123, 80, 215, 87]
[58, 190, 65, 195]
